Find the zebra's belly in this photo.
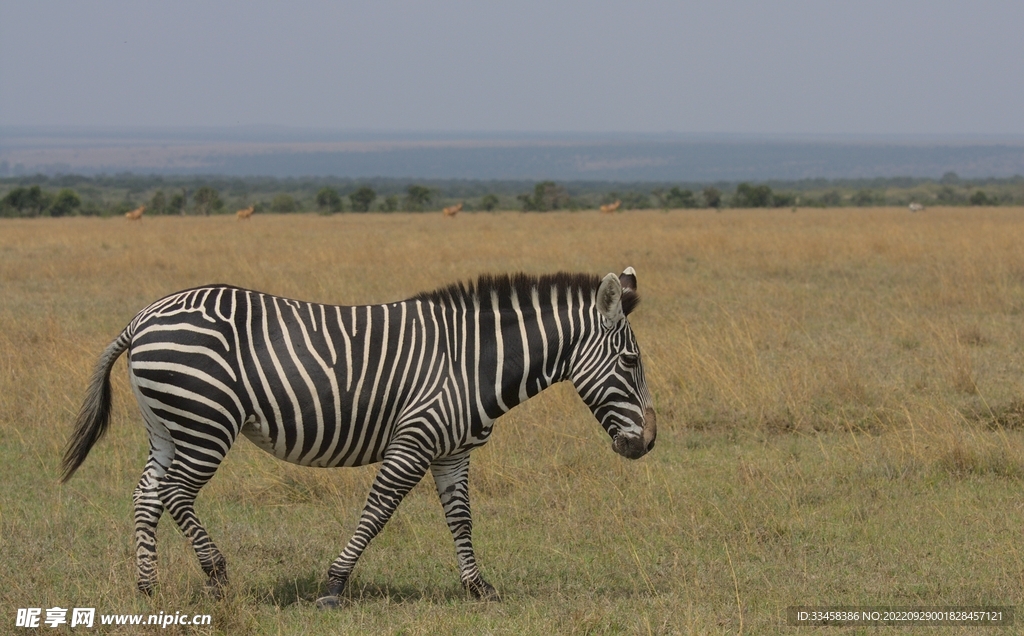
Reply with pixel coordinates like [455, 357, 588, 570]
[238, 412, 388, 467]
[240, 414, 280, 456]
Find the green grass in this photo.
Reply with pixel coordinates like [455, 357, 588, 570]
[3, 209, 1024, 633]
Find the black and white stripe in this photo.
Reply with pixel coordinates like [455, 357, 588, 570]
[61, 268, 656, 603]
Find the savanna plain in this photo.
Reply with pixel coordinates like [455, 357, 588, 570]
[3, 208, 1024, 634]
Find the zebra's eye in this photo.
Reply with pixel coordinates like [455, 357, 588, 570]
[620, 352, 639, 368]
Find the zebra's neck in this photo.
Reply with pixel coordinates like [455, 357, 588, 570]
[466, 283, 590, 422]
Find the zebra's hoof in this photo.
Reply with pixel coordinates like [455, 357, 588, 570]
[205, 571, 229, 599]
[315, 595, 342, 610]
[466, 580, 502, 602]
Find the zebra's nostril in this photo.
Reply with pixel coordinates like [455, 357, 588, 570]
[646, 439, 656, 452]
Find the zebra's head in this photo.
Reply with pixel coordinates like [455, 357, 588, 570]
[572, 267, 656, 460]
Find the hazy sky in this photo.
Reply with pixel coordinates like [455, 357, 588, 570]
[2, 1, 1022, 135]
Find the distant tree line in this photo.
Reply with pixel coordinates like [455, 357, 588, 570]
[2, 172, 1021, 218]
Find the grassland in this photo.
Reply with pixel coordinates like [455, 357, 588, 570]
[2, 208, 1024, 634]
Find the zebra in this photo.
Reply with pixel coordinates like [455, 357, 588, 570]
[60, 268, 657, 607]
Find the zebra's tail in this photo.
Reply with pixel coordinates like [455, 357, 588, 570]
[60, 327, 132, 483]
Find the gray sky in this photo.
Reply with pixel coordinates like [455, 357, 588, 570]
[2, 1, 1022, 135]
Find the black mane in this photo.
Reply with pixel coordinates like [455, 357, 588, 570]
[413, 272, 639, 315]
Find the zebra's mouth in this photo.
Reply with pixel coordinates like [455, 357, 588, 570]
[612, 434, 647, 459]
[610, 408, 657, 460]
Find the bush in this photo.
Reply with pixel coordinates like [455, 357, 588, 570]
[734, 183, 774, 208]
[168, 193, 185, 215]
[150, 190, 167, 215]
[936, 186, 962, 205]
[970, 190, 995, 206]
[519, 181, 569, 212]
[821, 190, 842, 206]
[771, 191, 796, 207]
[702, 187, 722, 209]
[315, 187, 343, 213]
[270, 194, 299, 213]
[480, 193, 500, 211]
[1, 185, 51, 217]
[403, 184, 433, 211]
[48, 189, 81, 217]
[349, 187, 376, 213]
[851, 190, 879, 207]
[193, 186, 224, 215]
[662, 187, 696, 209]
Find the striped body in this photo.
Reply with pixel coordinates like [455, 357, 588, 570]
[62, 270, 655, 603]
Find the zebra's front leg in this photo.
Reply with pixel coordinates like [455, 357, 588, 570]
[316, 449, 433, 609]
[431, 454, 500, 601]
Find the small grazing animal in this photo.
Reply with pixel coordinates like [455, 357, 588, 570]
[443, 203, 463, 217]
[236, 206, 255, 220]
[599, 200, 621, 214]
[125, 205, 145, 220]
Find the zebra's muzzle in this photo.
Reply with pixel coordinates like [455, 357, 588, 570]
[611, 408, 657, 459]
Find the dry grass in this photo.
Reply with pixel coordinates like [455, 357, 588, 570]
[3, 207, 1024, 633]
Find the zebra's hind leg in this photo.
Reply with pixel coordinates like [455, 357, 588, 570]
[157, 456, 230, 595]
[316, 448, 433, 609]
[133, 411, 174, 595]
[133, 455, 168, 595]
[431, 454, 500, 601]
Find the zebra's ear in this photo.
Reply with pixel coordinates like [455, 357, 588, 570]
[619, 267, 637, 294]
[597, 273, 625, 324]
[619, 267, 640, 317]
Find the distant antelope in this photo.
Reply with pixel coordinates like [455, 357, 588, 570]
[236, 205, 255, 220]
[443, 203, 462, 217]
[600, 200, 621, 214]
[125, 205, 145, 221]
[908, 202, 924, 212]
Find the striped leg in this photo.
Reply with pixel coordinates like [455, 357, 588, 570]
[132, 412, 175, 595]
[431, 454, 499, 600]
[157, 456, 229, 594]
[317, 448, 432, 608]
[132, 455, 167, 594]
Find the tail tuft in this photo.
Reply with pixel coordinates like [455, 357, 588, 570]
[60, 331, 130, 483]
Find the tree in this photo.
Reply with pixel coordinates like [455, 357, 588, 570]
[770, 191, 796, 207]
[936, 186, 960, 204]
[480, 193, 500, 211]
[349, 186, 376, 212]
[820, 190, 842, 206]
[404, 184, 433, 211]
[49, 188, 81, 217]
[168, 192, 185, 215]
[970, 190, 995, 206]
[663, 186, 696, 209]
[270, 194, 298, 213]
[702, 187, 721, 209]
[734, 182, 773, 208]
[379, 195, 399, 212]
[315, 187, 343, 213]
[193, 186, 223, 216]
[851, 189, 877, 207]
[1, 185, 51, 217]
[150, 190, 167, 215]
[518, 181, 569, 211]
